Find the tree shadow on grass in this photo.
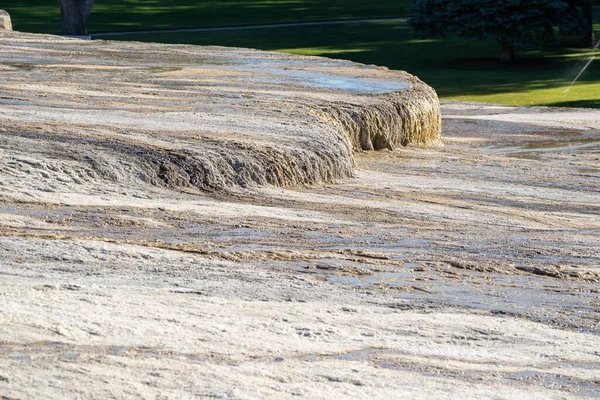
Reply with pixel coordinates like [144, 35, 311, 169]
[548, 99, 600, 108]
[89, 0, 412, 32]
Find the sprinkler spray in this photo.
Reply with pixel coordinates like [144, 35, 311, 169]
[564, 39, 600, 94]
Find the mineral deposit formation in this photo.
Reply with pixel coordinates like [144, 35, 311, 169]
[0, 31, 441, 191]
[1, 31, 600, 399]
[0, 10, 12, 31]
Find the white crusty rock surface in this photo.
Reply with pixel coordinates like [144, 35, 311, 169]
[1, 32, 600, 399]
[0, 10, 11, 31]
[0, 30, 440, 191]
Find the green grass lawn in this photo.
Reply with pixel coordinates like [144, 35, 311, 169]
[3, 0, 412, 34]
[111, 18, 600, 108]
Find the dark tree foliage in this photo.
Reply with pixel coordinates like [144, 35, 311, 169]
[570, 0, 596, 47]
[60, 0, 95, 35]
[410, 0, 587, 63]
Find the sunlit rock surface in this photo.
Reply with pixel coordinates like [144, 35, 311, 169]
[0, 10, 11, 31]
[1, 32, 599, 399]
[0, 31, 440, 191]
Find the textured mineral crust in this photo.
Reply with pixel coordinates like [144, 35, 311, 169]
[0, 10, 11, 31]
[0, 31, 440, 192]
[1, 32, 599, 399]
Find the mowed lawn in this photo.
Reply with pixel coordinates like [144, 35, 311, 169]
[111, 17, 600, 108]
[3, 0, 412, 34]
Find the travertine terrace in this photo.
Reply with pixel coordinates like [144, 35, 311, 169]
[1, 32, 599, 399]
[0, 31, 440, 191]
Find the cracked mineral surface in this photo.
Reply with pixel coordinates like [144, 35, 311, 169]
[0, 32, 599, 399]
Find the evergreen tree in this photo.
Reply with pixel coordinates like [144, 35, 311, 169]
[579, 0, 596, 48]
[60, 0, 95, 36]
[410, 0, 586, 63]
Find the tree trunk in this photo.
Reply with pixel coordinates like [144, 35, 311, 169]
[581, 0, 596, 48]
[499, 41, 515, 64]
[60, 0, 95, 35]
